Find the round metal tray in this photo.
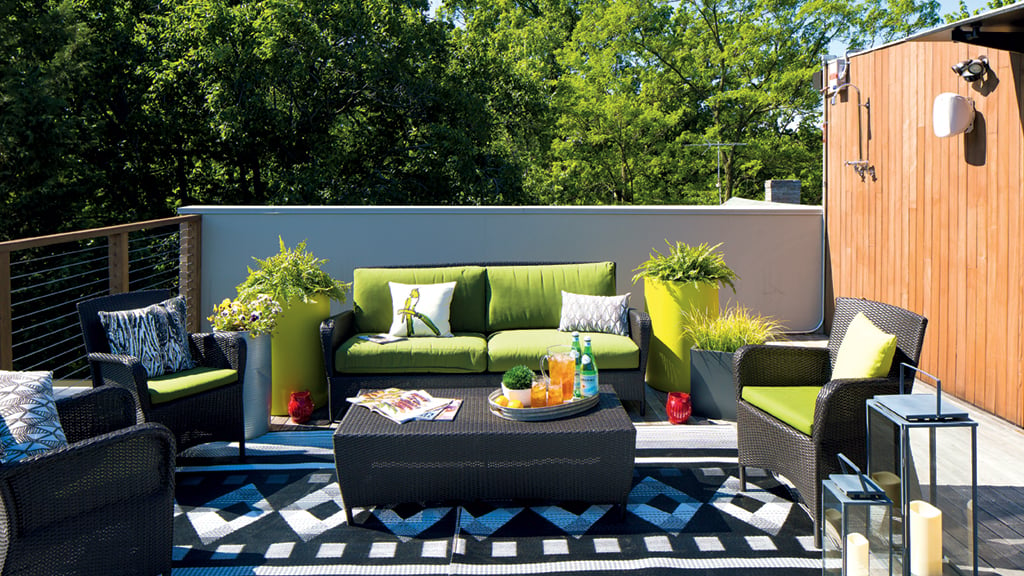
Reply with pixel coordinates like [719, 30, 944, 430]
[487, 389, 599, 421]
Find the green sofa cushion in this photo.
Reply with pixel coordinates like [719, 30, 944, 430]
[148, 367, 238, 405]
[486, 262, 617, 331]
[487, 329, 639, 373]
[336, 333, 488, 373]
[352, 266, 487, 334]
[740, 385, 822, 436]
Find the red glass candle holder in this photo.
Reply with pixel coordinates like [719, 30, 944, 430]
[666, 392, 692, 424]
[288, 390, 315, 424]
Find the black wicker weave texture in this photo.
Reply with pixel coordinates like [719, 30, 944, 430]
[735, 297, 927, 548]
[0, 386, 175, 576]
[77, 290, 246, 457]
[333, 385, 636, 524]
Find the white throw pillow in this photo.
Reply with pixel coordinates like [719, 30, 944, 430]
[0, 371, 68, 463]
[558, 291, 631, 335]
[387, 282, 457, 337]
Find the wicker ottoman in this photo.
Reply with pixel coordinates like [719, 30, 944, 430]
[333, 385, 636, 523]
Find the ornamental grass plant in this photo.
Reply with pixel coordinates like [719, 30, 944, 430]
[631, 240, 738, 291]
[683, 306, 784, 353]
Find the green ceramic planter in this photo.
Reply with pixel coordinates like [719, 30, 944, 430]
[271, 296, 330, 415]
[643, 278, 719, 392]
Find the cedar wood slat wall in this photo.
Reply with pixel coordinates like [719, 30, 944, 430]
[826, 41, 1024, 426]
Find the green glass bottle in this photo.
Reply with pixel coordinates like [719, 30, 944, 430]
[571, 331, 583, 398]
[580, 336, 599, 397]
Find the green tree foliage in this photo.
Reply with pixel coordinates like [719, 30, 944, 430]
[2, 0, 950, 240]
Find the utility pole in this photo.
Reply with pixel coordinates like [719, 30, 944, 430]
[686, 142, 747, 203]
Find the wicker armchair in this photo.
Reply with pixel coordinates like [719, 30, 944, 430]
[735, 297, 927, 547]
[0, 386, 175, 576]
[77, 290, 246, 458]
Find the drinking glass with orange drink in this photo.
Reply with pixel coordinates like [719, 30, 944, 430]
[530, 377, 548, 408]
[541, 345, 574, 406]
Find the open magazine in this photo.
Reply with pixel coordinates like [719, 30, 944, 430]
[347, 388, 462, 423]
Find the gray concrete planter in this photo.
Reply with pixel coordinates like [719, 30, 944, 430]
[689, 348, 736, 421]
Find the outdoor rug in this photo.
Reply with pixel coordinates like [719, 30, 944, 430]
[173, 427, 822, 575]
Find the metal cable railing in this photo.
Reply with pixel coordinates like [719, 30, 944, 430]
[0, 215, 201, 381]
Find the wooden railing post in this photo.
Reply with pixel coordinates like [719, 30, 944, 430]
[0, 249, 11, 370]
[108, 232, 130, 294]
[179, 216, 202, 333]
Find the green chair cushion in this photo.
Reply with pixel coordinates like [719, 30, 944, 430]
[487, 329, 639, 373]
[486, 263, 616, 331]
[336, 333, 488, 373]
[741, 385, 822, 436]
[352, 267, 487, 334]
[148, 367, 238, 405]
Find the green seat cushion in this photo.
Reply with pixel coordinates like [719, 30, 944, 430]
[487, 329, 639, 372]
[148, 367, 238, 405]
[336, 333, 487, 373]
[741, 385, 822, 436]
[486, 262, 617, 331]
[352, 267, 487, 334]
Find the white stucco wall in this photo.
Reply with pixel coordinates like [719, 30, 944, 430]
[179, 204, 824, 332]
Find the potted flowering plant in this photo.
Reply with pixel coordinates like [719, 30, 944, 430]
[208, 294, 283, 440]
[208, 294, 283, 337]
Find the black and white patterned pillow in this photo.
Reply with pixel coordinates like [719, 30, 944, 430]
[558, 291, 631, 335]
[99, 296, 195, 377]
[0, 371, 67, 463]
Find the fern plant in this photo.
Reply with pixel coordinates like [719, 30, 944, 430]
[631, 240, 738, 291]
[236, 237, 350, 304]
[683, 306, 784, 353]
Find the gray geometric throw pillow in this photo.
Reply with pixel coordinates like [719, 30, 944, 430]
[158, 296, 195, 373]
[558, 291, 631, 336]
[0, 371, 68, 463]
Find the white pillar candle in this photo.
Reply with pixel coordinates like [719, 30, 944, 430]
[909, 500, 943, 576]
[845, 532, 870, 576]
[870, 471, 902, 510]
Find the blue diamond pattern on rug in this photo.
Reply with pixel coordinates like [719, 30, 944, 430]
[173, 466, 819, 575]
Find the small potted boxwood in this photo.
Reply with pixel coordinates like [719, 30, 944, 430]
[683, 306, 783, 420]
[632, 241, 737, 393]
[501, 364, 535, 408]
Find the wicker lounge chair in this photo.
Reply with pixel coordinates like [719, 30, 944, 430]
[78, 289, 246, 457]
[734, 297, 927, 547]
[0, 386, 175, 576]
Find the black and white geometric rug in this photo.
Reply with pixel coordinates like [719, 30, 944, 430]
[173, 426, 822, 575]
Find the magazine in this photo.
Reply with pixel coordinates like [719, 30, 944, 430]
[357, 333, 406, 344]
[347, 388, 457, 424]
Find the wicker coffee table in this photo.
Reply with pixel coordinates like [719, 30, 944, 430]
[333, 385, 636, 524]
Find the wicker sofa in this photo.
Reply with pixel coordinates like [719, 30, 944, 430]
[320, 262, 650, 420]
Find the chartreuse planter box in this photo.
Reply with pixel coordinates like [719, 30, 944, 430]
[643, 278, 719, 393]
[271, 296, 331, 415]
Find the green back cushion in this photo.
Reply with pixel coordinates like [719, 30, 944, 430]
[148, 367, 237, 405]
[741, 385, 822, 436]
[486, 262, 617, 331]
[831, 312, 898, 379]
[353, 267, 487, 334]
[487, 329, 639, 372]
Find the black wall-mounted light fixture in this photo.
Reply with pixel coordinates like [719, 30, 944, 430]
[951, 56, 989, 82]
